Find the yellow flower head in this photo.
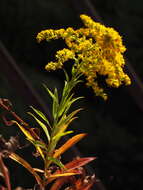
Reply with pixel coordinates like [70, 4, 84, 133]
[37, 14, 131, 100]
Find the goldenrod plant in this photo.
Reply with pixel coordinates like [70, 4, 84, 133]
[0, 15, 131, 190]
[37, 14, 131, 100]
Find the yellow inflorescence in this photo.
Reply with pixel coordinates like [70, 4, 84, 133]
[45, 48, 75, 71]
[37, 14, 131, 100]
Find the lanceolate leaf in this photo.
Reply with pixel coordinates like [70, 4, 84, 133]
[9, 153, 42, 186]
[28, 112, 50, 143]
[63, 69, 69, 82]
[58, 93, 74, 117]
[52, 109, 82, 138]
[43, 84, 59, 121]
[30, 106, 51, 128]
[65, 157, 96, 171]
[58, 108, 82, 129]
[53, 133, 87, 158]
[43, 84, 58, 104]
[52, 88, 59, 120]
[11, 120, 34, 141]
[49, 172, 79, 178]
[12, 121, 45, 160]
[44, 169, 81, 186]
[58, 94, 83, 118]
[52, 131, 73, 141]
[64, 108, 83, 125]
[64, 96, 83, 115]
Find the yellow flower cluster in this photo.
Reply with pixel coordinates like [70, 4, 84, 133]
[37, 29, 65, 42]
[45, 48, 75, 71]
[37, 14, 131, 100]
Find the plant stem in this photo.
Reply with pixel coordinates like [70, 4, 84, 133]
[0, 154, 11, 190]
[45, 72, 82, 171]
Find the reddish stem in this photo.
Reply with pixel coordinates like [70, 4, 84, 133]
[0, 154, 11, 190]
[0, 98, 40, 139]
[0, 99, 28, 127]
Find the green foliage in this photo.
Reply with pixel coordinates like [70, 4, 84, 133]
[28, 112, 51, 143]
[30, 106, 51, 128]
[0, 68, 93, 189]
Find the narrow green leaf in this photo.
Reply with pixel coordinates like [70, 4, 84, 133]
[65, 108, 82, 123]
[58, 108, 82, 127]
[58, 93, 74, 117]
[28, 112, 50, 143]
[63, 69, 69, 82]
[43, 84, 59, 120]
[56, 117, 77, 135]
[30, 106, 51, 128]
[62, 96, 84, 116]
[43, 84, 57, 102]
[52, 88, 59, 120]
[62, 80, 68, 100]
[47, 157, 65, 169]
[53, 114, 79, 138]
[52, 131, 73, 141]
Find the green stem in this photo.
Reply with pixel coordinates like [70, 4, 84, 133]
[45, 70, 81, 170]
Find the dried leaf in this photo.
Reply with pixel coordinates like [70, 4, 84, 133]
[9, 153, 42, 186]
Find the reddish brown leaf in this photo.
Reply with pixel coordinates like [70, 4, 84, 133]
[44, 157, 96, 186]
[44, 168, 81, 186]
[65, 157, 96, 171]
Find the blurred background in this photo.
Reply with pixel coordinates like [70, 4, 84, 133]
[0, 0, 143, 190]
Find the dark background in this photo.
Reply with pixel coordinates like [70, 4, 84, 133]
[0, 0, 143, 190]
